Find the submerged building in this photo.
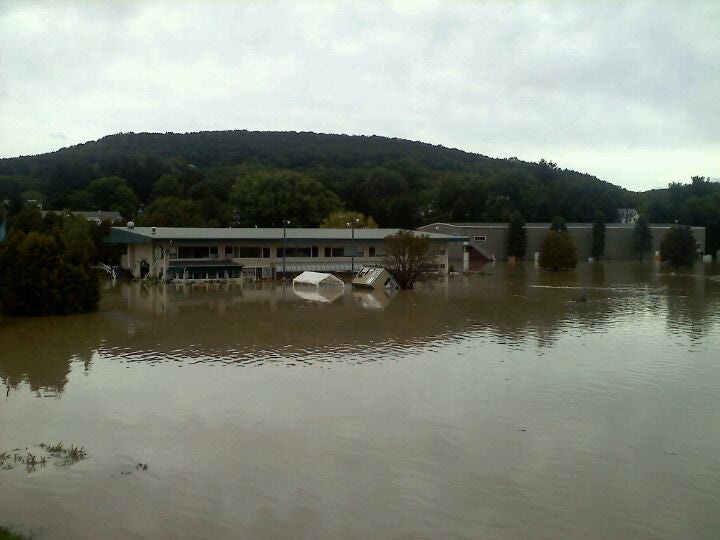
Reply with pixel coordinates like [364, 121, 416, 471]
[418, 222, 707, 271]
[106, 225, 465, 281]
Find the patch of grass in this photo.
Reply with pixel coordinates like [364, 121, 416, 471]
[0, 525, 31, 540]
[1, 442, 87, 473]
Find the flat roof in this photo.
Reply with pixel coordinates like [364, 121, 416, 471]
[107, 227, 467, 244]
[421, 222, 704, 230]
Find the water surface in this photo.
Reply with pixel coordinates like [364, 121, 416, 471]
[1, 262, 719, 539]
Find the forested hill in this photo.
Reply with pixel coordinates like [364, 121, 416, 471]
[0, 130, 633, 228]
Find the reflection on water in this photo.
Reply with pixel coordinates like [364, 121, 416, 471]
[0, 262, 719, 539]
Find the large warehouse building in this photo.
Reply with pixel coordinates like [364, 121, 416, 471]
[418, 222, 707, 271]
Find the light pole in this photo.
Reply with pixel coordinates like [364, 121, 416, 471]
[282, 219, 290, 280]
[347, 217, 359, 276]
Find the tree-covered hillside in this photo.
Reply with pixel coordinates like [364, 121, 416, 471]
[0, 130, 716, 255]
[0, 130, 629, 224]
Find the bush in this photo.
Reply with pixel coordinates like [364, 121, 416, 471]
[0, 230, 100, 316]
[539, 230, 578, 270]
[660, 225, 696, 267]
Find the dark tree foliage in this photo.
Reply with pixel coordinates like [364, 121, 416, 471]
[633, 215, 654, 260]
[642, 176, 720, 258]
[592, 211, 606, 259]
[0, 230, 100, 316]
[230, 170, 341, 227]
[550, 216, 568, 232]
[507, 211, 527, 259]
[4, 131, 717, 251]
[137, 197, 207, 227]
[660, 225, 696, 267]
[383, 231, 434, 289]
[539, 230, 578, 270]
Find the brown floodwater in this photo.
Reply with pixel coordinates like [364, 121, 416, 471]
[1, 262, 719, 539]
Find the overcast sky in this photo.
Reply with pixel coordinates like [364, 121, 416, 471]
[0, 0, 718, 191]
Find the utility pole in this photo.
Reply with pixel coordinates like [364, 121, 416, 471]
[282, 219, 291, 280]
[347, 217, 359, 275]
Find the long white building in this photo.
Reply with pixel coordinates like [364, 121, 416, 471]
[106, 225, 465, 281]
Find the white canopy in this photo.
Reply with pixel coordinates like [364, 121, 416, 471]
[292, 287, 344, 303]
[292, 271, 345, 288]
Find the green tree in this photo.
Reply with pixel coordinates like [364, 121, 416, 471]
[150, 174, 183, 199]
[660, 225, 696, 267]
[507, 210, 527, 259]
[137, 197, 206, 227]
[87, 176, 139, 219]
[320, 211, 378, 229]
[539, 230, 578, 270]
[633, 215, 654, 260]
[231, 171, 341, 227]
[550, 216, 568, 232]
[591, 210, 606, 259]
[9, 206, 43, 232]
[0, 230, 99, 316]
[383, 231, 434, 289]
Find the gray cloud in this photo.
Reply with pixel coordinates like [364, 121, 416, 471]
[0, 0, 718, 190]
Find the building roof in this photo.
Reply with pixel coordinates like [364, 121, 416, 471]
[107, 226, 466, 244]
[421, 222, 703, 230]
[42, 210, 123, 222]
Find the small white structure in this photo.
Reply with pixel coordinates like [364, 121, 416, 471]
[292, 271, 345, 288]
[351, 267, 399, 290]
[292, 287, 344, 303]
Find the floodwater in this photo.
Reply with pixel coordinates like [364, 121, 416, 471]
[1, 262, 719, 540]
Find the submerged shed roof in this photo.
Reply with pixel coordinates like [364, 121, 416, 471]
[292, 271, 345, 287]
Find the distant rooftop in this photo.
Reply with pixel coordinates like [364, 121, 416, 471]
[42, 210, 123, 222]
[422, 222, 701, 230]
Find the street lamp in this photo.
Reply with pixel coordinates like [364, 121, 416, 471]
[347, 217, 359, 276]
[282, 219, 291, 280]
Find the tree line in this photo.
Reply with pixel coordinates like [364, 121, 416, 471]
[507, 213, 698, 269]
[0, 131, 717, 255]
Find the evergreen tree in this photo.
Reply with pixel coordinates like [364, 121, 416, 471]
[591, 211, 606, 259]
[660, 225, 696, 267]
[507, 210, 527, 259]
[633, 215, 654, 260]
[538, 230, 578, 270]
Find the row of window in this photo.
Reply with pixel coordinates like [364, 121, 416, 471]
[169, 245, 391, 259]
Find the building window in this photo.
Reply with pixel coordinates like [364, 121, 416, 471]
[324, 246, 363, 258]
[277, 246, 318, 258]
[228, 246, 271, 258]
[474, 235, 487, 242]
[177, 246, 211, 259]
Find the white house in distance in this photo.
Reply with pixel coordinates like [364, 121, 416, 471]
[106, 225, 465, 281]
